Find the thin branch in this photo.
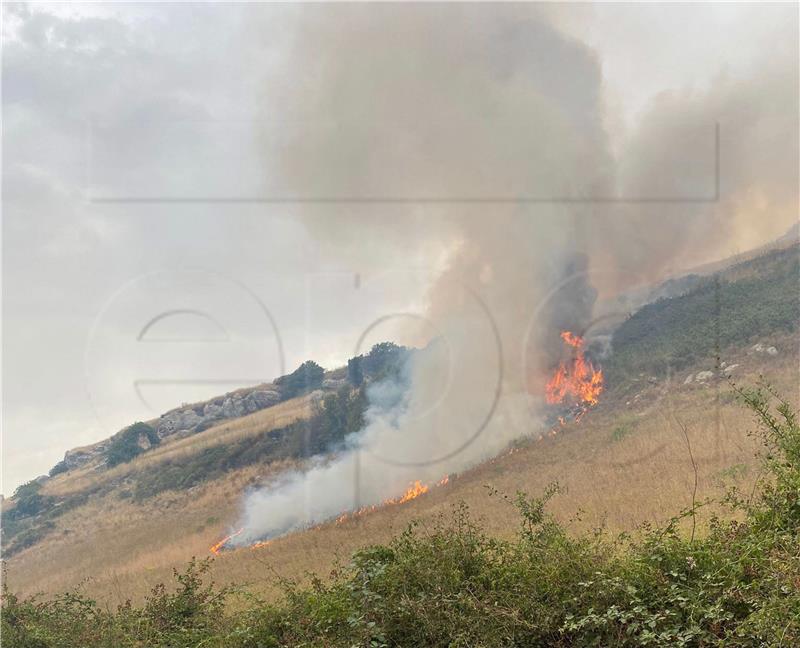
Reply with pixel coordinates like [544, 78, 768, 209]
[673, 414, 699, 543]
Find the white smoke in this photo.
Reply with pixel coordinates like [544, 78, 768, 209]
[232, 4, 797, 544]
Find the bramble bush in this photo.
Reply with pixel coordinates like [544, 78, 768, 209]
[3, 383, 798, 647]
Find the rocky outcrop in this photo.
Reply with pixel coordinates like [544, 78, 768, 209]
[751, 342, 779, 357]
[52, 368, 346, 475]
[63, 440, 109, 470]
[322, 378, 348, 391]
[156, 388, 281, 439]
[682, 341, 782, 387]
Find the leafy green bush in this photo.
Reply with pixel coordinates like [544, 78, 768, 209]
[275, 360, 325, 399]
[48, 461, 69, 477]
[361, 342, 407, 380]
[347, 355, 364, 386]
[8, 480, 53, 519]
[4, 385, 798, 646]
[106, 422, 160, 467]
[2, 489, 91, 557]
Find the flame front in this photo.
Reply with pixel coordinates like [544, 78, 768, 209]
[395, 480, 428, 503]
[210, 528, 244, 555]
[335, 477, 446, 524]
[210, 476, 451, 554]
[545, 331, 604, 409]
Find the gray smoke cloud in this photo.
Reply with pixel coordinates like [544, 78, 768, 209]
[234, 4, 798, 543]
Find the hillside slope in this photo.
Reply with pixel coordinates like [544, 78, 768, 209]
[4, 245, 798, 603]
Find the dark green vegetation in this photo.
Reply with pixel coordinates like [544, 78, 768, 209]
[274, 360, 325, 400]
[106, 423, 160, 468]
[272, 342, 407, 401]
[4, 385, 798, 647]
[1, 482, 88, 556]
[605, 245, 799, 386]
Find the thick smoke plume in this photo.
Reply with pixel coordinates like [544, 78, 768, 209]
[234, 5, 797, 543]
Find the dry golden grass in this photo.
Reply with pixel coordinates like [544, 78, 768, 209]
[41, 395, 314, 497]
[8, 337, 798, 607]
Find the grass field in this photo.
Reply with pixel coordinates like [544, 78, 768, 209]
[6, 331, 797, 606]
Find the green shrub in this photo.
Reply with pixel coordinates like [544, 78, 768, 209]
[48, 460, 69, 477]
[347, 355, 364, 386]
[106, 422, 159, 467]
[610, 424, 631, 443]
[362, 342, 407, 380]
[4, 384, 798, 646]
[275, 360, 325, 399]
[9, 480, 52, 519]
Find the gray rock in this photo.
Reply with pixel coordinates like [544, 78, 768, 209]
[695, 370, 714, 382]
[157, 386, 282, 438]
[322, 378, 347, 391]
[136, 432, 154, 451]
[221, 397, 246, 419]
[203, 402, 224, 420]
[243, 390, 280, 413]
[683, 373, 694, 385]
[766, 346, 778, 356]
[722, 364, 739, 375]
[56, 381, 291, 475]
[62, 440, 108, 470]
[157, 408, 203, 438]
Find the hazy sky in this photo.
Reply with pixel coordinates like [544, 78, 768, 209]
[2, 2, 797, 493]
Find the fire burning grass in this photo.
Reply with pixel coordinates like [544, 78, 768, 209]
[209, 476, 450, 555]
[211, 331, 602, 556]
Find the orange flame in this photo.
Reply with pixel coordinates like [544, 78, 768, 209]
[210, 528, 244, 555]
[396, 480, 428, 503]
[335, 476, 450, 525]
[545, 331, 604, 411]
[211, 476, 451, 553]
[559, 330, 583, 348]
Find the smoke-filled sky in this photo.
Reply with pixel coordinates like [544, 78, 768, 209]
[2, 2, 797, 494]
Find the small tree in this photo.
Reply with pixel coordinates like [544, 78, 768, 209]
[10, 480, 52, 519]
[347, 356, 364, 386]
[48, 460, 69, 477]
[362, 342, 406, 379]
[275, 360, 325, 399]
[106, 422, 159, 467]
